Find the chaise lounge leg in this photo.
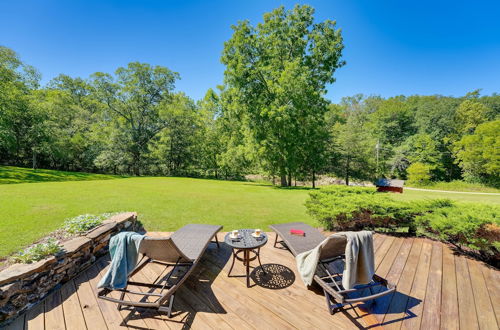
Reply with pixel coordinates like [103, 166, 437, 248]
[274, 233, 279, 248]
[323, 289, 343, 315]
[159, 294, 176, 318]
[117, 288, 126, 311]
[167, 294, 175, 318]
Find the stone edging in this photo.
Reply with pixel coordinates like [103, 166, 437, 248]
[0, 212, 138, 324]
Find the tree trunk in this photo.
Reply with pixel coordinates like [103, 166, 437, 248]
[132, 151, 141, 176]
[32, 150, 37, 170]
[312, 170, 316, 189]
[345, 156, 350, 186]
[288, 172, 292, 187]
[280, 174, 287, 186]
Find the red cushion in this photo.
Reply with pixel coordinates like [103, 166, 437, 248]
[290, 229, 305, 236]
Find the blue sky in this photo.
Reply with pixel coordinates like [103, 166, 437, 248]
[1, 0, 499, 102]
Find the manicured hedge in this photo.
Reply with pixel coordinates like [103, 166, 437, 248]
[415, 205, 499, 260]
[305, 185, 499, 263]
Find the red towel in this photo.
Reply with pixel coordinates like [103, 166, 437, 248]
[290, 229, 305, 236]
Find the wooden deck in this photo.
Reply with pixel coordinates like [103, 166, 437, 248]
[4, 232, 499, 330]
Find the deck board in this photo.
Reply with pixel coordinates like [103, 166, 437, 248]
[44, 290, 65, 330]
[467, 258, 498, 330]
[73, 268, 108, 329]
[401, 240, 432, 330]
[25, 302, 44, 330]
[440, 245, 459, 330]
[383, 238, 423, 330]
[456, 255, 480, 330]
[60, 281, 87, 330]
[5, 232, 499, 330]
[420, 242, 443, 330]
[482, 263, 500, 326]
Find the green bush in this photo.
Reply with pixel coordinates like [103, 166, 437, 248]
[305, 185, 449, 231]
[63, 213, 116, 235]
[11, 238, 62, 263]
[305, 185, 498, 262]
[416, 204, 500, 259]
[407, 162, 433, 185]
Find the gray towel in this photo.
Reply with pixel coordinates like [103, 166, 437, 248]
[296, 231, 375, 289]
[97, 232, 145, 289]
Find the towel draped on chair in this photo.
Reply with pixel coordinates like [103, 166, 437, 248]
[296, 231, 375, 290]
[97, 231, 145, 289]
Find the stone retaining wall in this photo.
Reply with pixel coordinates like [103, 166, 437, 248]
[0, 212, 139, 324]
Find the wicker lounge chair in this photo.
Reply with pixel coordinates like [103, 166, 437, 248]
[97, 224, 222, 317]
[269, 222, 396, 314]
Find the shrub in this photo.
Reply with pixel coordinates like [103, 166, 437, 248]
[407, 162, 433, 185]
[415, 204, 500, 259]
[305, 185, 438, 231]
[305, 185, 499, 263]
[63, 213, 116, 235]
[11, 238, 62, 263]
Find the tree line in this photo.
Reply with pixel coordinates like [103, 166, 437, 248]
[1, 5, 498, 187]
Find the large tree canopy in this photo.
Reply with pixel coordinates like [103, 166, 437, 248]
[91, 62, 179, 175]
[454, 120, 500, 184]
[221, 4, 344, 186]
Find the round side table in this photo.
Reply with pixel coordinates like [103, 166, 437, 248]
[224, 229, 268, 287]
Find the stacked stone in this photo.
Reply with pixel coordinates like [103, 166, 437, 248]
[0, 212, 138, 324]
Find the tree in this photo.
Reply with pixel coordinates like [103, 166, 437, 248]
[221, 5, 344, 186]
[367, 96, 416, 175]
[391, 133, 440, 178]
[407, 162, 433, 185]
[197, 89, 224, 178]
[330, 107, 376, 185]
[408, 95, 461, 180]
[369, 97, 416, 146]
[454, 100, 490, 135]
[454, 120, 500, 185]
[149, 93, 200, 175]
[215, 87, 255, 179]
[37, 75, 104, 171]
[0, 46, 40, 166]
[91, 62, 179, 175]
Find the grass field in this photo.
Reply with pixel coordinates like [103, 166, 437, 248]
[1, 166, 498, 259]
[0, 176, 311, 258]
[394, 188, 500, 204]
[407, 180, 500, 193]
[0, 166, 125, 184]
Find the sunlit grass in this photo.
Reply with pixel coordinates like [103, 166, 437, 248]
[407, 180, 499, 193]
[393, 188, 500, 204]
[0, 175, 311, 258]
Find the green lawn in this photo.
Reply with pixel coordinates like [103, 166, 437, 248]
[0, 176, 311, 258]
[1, 166, 498, 259]
[407, 180, 500, 193]
[393, 188, 500, 204]
[0, 166, 126, 184]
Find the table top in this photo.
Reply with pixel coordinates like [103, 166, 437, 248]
[224, 229, 268, 249]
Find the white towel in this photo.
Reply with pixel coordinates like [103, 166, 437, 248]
[296, 231, 375, 290]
